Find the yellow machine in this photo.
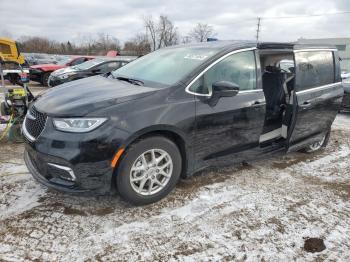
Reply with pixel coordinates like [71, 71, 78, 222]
[0, 37, 25, 65]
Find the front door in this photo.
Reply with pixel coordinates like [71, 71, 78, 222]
[189, 50, 266, 168]
[286, 49, 343, 151]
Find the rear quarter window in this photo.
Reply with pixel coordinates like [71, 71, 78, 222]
[295, 51, 335, 91]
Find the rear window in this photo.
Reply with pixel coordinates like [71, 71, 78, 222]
[0, 43, 11, 54]
[295, 51, 335, 91]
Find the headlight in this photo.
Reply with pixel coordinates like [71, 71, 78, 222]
[60, 72, 76, 79]
[53, 118, 107, 133]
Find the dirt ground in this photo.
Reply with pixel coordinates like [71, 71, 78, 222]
[0, 92, 350, 261]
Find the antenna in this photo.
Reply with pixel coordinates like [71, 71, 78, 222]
[256, 17, 261, 43]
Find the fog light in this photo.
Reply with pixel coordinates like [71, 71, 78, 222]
[47, 163, 76, 181]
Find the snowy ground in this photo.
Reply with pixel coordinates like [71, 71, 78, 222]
[0, 114, 350, 261]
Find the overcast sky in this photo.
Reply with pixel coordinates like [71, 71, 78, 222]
[1, 0, 350, 44]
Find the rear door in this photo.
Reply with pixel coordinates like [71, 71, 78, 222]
[286, 48, 343, 151]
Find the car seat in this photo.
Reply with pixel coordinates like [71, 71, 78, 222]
[262, 66, 286, 121]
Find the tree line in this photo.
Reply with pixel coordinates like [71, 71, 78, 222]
[16, 16, 216, 56]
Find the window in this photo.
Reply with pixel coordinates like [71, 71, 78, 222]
[95, 62, 121, 73]
[189, 51, 257, 95]
[336, 45, 346, 51]
[295, 51, 335, 91]
[70, 57, 87, 66]
[74, 58, 103, 70]
[0, 43, 11, 54]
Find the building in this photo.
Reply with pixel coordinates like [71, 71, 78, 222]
[298, 38, 350, 73]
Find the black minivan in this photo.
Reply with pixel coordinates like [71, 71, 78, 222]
[23, 41, 343, 205]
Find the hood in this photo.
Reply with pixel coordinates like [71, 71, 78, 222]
[51, 67, 78, 76]
[31, 64, 66, 71]
[34, 75, 160, 116]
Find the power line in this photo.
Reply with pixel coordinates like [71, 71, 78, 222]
[261, 11, 350, 20]
[254, 11, 350, 42]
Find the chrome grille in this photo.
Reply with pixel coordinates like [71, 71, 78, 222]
[24, 106, 47, 140]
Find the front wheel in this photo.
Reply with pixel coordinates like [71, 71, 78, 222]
[41, 72, 51, 87]
[116, 136, 182, 205]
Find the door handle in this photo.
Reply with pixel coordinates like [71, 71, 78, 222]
[251, 100, 265, 106]
[301, 101, 312, 108]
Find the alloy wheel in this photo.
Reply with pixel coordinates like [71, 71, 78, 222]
[307, 135, 326, 152]
[129, 149, 173, 196]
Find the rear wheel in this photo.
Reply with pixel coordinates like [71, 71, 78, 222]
[116, 136, 182, 205]
[303, 131, 330, 153]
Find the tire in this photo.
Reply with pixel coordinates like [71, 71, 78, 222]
[41, 72, 51, 87]
[116, 136, 182, 205]
[302, 131, 330, 153]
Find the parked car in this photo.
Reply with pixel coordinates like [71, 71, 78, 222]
[341, 78, 350, 111]
[23, 41, 343, 205]
[341, 70, 350, 80]
[48, 56, 136, 87]
[29, 55, 95, 86]
[23, 53, 58, 66]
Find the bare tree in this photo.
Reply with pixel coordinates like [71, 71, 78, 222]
[181, 36, 191, 44]
[95, 33, 121, 54]
[189, 23, 215, 42]
[157, 15, 178, 48]
[17, 36, 61, 53]
[144, 15, 179, 51]
[123, 33, 151, 56]
[144, 16, 157, 51]
[17, 34, 121, 55]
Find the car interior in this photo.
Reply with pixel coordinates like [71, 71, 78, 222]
[258, 50, 296, 144]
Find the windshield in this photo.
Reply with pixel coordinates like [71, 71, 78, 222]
[73, 58, 104, 70]
[112, 46, 220, 86]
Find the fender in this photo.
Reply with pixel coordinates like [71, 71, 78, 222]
[114, 124, 195, 177]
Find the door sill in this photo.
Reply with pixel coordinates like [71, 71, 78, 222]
[259, 127, 282, 143]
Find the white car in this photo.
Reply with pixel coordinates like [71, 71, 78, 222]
[341, 71, 350, 80]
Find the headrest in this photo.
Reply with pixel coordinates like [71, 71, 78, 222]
[265, 65, 281, 73]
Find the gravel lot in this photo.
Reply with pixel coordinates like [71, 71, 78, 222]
[0, 83, 349, 261]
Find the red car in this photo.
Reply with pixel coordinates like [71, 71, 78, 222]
[29, 55, 95, 86]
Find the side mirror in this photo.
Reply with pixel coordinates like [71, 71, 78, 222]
[212, 81, 240, 98]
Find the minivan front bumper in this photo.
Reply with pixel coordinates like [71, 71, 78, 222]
[23, 116, 130, 195]
[24, 149, 88, 193]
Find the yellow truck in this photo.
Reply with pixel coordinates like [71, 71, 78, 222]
[0, 37, 29, 85]
[0, 37, 25, 65]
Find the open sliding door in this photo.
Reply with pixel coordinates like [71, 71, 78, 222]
[285, 48, 343, 152]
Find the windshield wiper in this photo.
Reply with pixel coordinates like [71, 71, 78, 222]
[116, 76, 144, 86]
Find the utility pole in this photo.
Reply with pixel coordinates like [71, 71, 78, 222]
[256, 17, 261, 43]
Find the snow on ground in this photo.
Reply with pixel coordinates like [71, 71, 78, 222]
[0, 114, 350, 261]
